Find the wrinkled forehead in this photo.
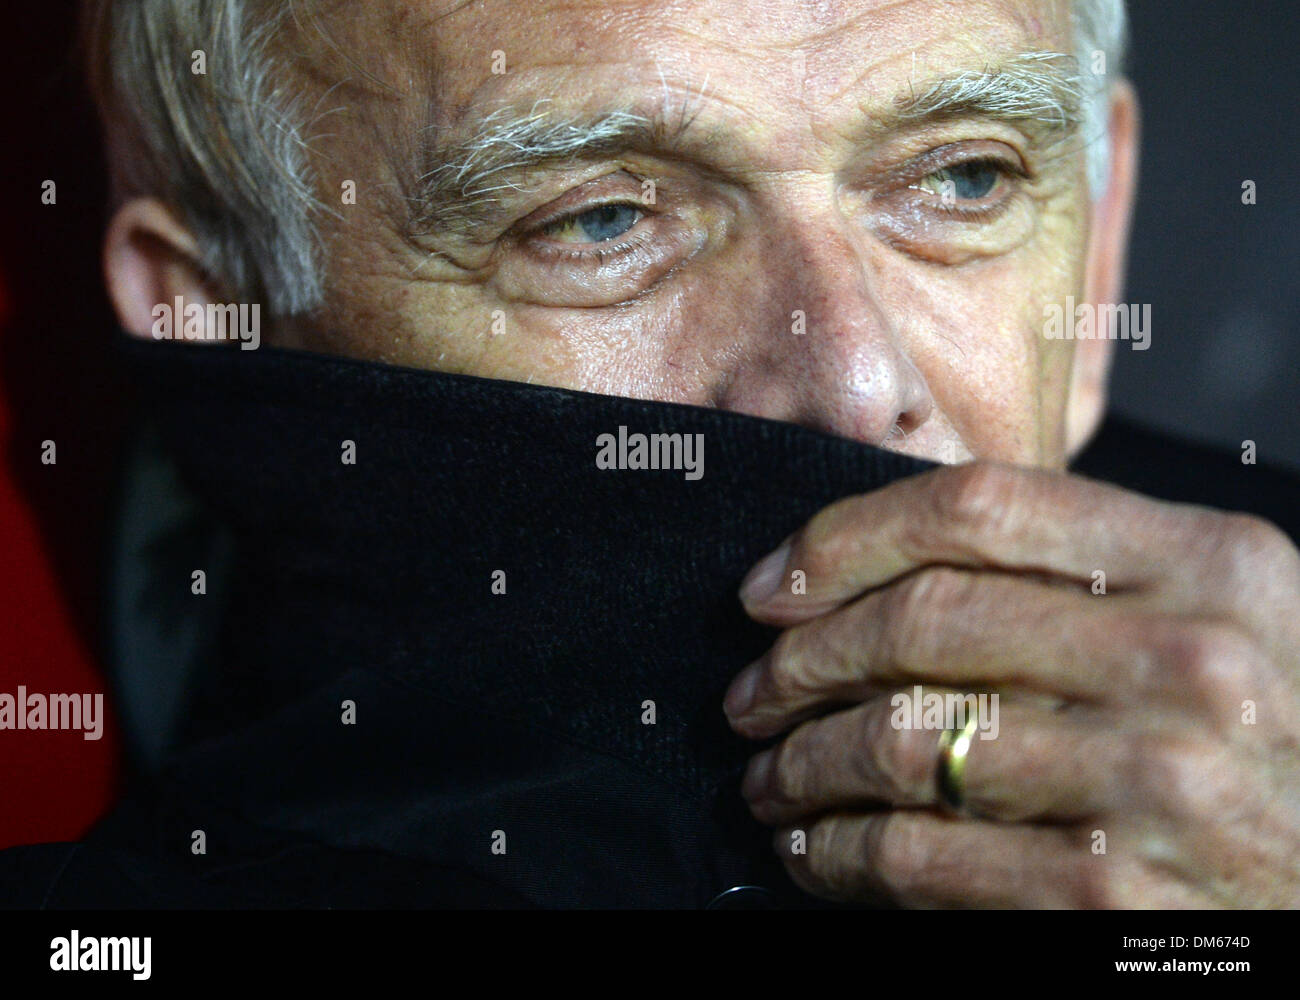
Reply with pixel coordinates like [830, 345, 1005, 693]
[299, 0, 1074, 118]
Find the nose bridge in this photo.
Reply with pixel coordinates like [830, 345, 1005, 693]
[718, 201, 934, 444]
[793, 220, 889, 349]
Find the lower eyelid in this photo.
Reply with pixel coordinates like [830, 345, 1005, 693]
[910, 171, 1019, 212]
[934, 200, 1014, 226]
[494, 217, 707, 306]
[528, 229, 650, 264]
[865, 194, 1033, 264]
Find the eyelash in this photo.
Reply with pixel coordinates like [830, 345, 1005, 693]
[525, 203, 655, 266]
[909, 156, 1027, 223]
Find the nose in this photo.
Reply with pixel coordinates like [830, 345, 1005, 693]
[712, 224, 934, 447]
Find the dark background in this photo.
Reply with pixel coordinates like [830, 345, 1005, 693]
[1114, 0, 1299, 473]
[0, 1, 1296, 848]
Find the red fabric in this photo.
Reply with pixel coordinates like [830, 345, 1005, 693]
[0, 308, 121, 848]
[0, 1, 125, 849]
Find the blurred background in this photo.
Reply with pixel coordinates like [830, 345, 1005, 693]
[1113, 0, 1299, 473]
[0, 1, 1296, 849]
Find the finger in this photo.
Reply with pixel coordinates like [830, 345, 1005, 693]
[742, 693, 1123, 825]
[725, 566, 1251, 738]
[775, 810, 1101, 907]
[738, 461, 1219, 626]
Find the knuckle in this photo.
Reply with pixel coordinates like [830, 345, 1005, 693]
[883, 567, 973, 669]
[896, 566, 971, 618]
[804, 815, 863, 898]
[1153, 620, 1260, 714]
[1129, 731, 1236, 822]
[1118, 616, 1171, 695]
[768, 732, 815, 804]
[1205, 513, 1295, 593]
[862, 705, 934, 801]
[1075, 856, 1143, 910]
[926, 462, 1019, 537]
[763, 629, 812, 703]
[759, 738, 800, 801]
[1224, 512, 1292, 558]
[799, 497, 865, 581]
[867, 813, 930, 905]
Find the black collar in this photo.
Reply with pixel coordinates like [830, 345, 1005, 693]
[113, 338, 941, 907]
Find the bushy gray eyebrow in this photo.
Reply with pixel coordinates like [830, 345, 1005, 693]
[411, 102, 663, 237]
[894, 51, 1088, 134]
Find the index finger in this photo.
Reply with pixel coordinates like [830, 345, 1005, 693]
[738, 461, 1209, 626]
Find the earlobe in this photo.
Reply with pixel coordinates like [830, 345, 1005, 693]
[103, 198, 213, 339]
[1065, 79, 1141, 460]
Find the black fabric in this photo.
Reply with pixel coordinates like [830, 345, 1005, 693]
[3, 338, 1297, 909]
[5, 338, 935, 909]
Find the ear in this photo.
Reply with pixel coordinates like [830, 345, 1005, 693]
[103, 198, 217, 339]
[1065, 78, 1140, 459]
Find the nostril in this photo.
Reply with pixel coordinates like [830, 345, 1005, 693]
[889, 357, 935, 440]
[894, 395, 933, 438]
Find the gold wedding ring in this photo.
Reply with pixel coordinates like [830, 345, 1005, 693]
[935, 715, 981, 815]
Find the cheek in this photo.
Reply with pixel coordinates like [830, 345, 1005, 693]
[345, 238, 783, 404]
[338, 275, 724, 401]
[876, 191, 1090, 463]
[879, 252, 1080, 463]
[479, 279, 776, 402]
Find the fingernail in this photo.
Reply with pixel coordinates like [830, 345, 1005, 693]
[741, 749, 776, 801]
[739, 541, 791, 606]
[724, 661, 762, 720]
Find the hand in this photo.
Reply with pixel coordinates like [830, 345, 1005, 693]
[724, 461, 1300, 907]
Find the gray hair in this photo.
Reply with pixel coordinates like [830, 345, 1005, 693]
[83, 0, 1128, 320]
[82, 0, 324, 316]
[1073, 0, 1130, 193]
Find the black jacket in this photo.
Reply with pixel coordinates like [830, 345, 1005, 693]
[3, 340, 1298, 909]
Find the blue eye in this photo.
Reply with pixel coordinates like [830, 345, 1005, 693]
[545, 203, 643, 243]
[927, 160, 1002, 200]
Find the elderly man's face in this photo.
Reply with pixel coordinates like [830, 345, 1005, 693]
[285, 0, 1130, 467]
